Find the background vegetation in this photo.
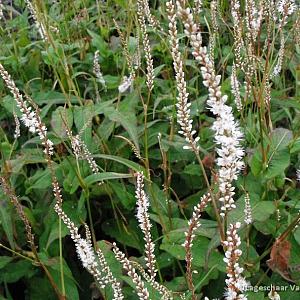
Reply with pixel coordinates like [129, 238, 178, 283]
[0, 0, 300, 299]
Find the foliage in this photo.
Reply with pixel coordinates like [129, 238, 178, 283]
[0, 0, 300, 299]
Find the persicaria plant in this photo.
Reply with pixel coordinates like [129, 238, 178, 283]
[0, 0, 299, 299]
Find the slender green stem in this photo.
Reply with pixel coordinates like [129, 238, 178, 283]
[59, 218, 66, 297]
[194, 150, 225, 241]
[0, 243, 35, 263]
[86, 193, 97, 248]
[143, 91, 151, 178]
[185, 264, 218, 300]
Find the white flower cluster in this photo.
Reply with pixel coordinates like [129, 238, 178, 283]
[0, 64, 54, 156]
[176, 3, 202, 45]
[13, 112, 20, 139]
[132, 50, 141, 71]
[231, 64, 242, 111]
[176, 2, 244, 216]
[272, 1, 297, 78]
[268, 290, 280, 300]
[138, 0, 159, 29]
[55, 203, 107, 286]
[21, 105, 39, 133]
[223, 222, 248, 300]
[113, 243, 150, 299]
[93, 50, 106, 87]
[203, 63, 244, 215]
[245, 0, 263, 39]
[68, 132, 100, 175]
[76, 237, 97, 269]
[208, 0, 218, 62]
[0, 62, 124, 299]
[53, 185, 124, 299]
[167, 1, 200, 151]
[0, 0, 4, 20]
[182, 193, 211, 295]
[296, 169, 300, 181]
[193, 0, 203, 15]
[20, 106, 54, 156]
[277, 0, 297, 26]
[244, 193, 252, 225]
[210, 0, 218, 32]
[182, 193, 211, 249]
[25, 0, 47, 41]
[135, 172, 157, 279]
[201, 70, 244, 178]
[264, 78, 272, 107]
[137, 1, 155, 92]
[231, 0, 245, 70]
[49, 25, 59, 34]
[231, 0, 241, 26]
[133, 261, 173, 299]
[118, 75, 134, 93]
[272, 35, 285, 78]
[96, 245, 124, 299]
[276, 208, 281, 222]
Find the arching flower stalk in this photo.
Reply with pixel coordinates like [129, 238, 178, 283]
[0, 63, 54, 156]
[113, 243, 150, 300]
[0, 177, 36, 257]
[95, 244, 124, 300]
[223, 222, 248, 300]
[176, 1, 244, 217]
[272, 0, 296, 78]
[0, 177, 66, 300]
[271, 34, 285, 78]
[243, 193, 252, 225]
[66, 129, 100, 175]
[113, 19, 136, 79]
[193, 0, 202, 15]
[118, 74, 134, 93]
[25, 0, 47, 41]
[137, 0, 155, 92]
[245, 0, 263, 40]
[0, 64, 123, 299]
[182, 193, 211, 299]
[132, 261, 174, 300]
[113, 20, 137, 94]
[138, 0, 159, 29]
[166, 0, 200, 152]
[277, 0, 297, 29]
[135, 172, 157, 280]
[264, 76, 272, 107]
[53, 192, 124, 299]
[231, 0, 244, 70]
[13, 111, 21, 139]
[93, 50, 106, 88]
[209, 0, 219, 63]
[231, 63, 242, 111]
